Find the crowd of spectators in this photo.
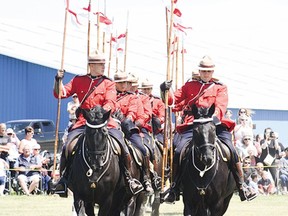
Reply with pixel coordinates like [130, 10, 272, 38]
[0, 123, 51, 196]
[227, 108, 288, 195]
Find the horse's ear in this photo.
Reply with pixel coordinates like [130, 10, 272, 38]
[208, 104, 215, 117]
[191, 104, 199, 119]
[103, 109, 111, 122]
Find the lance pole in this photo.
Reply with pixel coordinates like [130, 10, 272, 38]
[53, 1, 68, 178]
[87, 0, 91, 74]
[123, 11, 129, 72]
[161, 0, 175, 191]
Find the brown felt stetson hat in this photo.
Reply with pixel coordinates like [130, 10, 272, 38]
[198, 55, 215, 71]
[138, 78, 153, 89]
[88, 50, 106, 64]
[114, 70, 129, 82]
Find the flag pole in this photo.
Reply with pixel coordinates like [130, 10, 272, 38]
[102, 0, 106, 53]
[53, 1, 69, 179]
[161, 0, 175, 191]
[123, 11, 129, 72]
[87, 0, 91, 74]
[181, 37, 185, 85]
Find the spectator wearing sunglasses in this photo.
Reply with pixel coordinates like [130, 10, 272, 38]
[237, 108, 254, 129]
[236, 132, 257, 163]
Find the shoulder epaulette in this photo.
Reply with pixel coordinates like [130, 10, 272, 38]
[151, 95, 160, 99]
[212, 78, 223, 85]
[126, 91, 134, 95]
[101, 75, 112, 81]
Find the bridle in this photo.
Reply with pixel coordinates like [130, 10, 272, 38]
[81, 119, 112, 186]
[190, 117, 219, 195]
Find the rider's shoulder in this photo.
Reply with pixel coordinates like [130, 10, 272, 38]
[211, 78, 224, 85]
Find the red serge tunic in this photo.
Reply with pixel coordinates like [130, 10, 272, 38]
[168, 79, 235, 133]
[53, 75, 118, 130]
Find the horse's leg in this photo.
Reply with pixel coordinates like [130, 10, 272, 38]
[73, 198, 86, 216]
[98, 197, 113, 216]
[151, 191, 161, 216]
[134, 192, 148, 216]
[84, 202, 95, 216]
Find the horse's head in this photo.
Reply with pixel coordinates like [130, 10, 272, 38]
[81, 105, 111, 169]
[191, 104, 216, 166]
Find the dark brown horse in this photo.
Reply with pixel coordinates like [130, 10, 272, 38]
[181, 104, 235, 216]
[69, 105, 141, 216]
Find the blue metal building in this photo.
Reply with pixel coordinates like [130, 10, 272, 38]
[0, 54, 74, 131]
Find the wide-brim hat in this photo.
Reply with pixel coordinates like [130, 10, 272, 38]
[88, 50, 106, 64]
[198, 55, 215, 71]
[138, 78, 153, 89]
[127, 73, 139, 86]
[114, 70, 129, 82]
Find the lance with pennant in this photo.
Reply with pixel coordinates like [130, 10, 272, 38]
[53, 0, 69, 178]
[161, 0, 175, 191]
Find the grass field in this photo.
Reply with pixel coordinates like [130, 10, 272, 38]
[0, 194, 287, 215]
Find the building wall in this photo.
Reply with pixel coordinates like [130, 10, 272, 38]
[0, 54, 74, 131]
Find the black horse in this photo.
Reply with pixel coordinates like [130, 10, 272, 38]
[181, 104, 236, 216]
[69, 105, 139, 216]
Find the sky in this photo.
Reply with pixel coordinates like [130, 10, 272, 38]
[1, 0, 288, 110]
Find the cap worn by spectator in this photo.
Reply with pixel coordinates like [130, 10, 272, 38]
[32, 143, 41, 150]
[6, 128, 14, 134]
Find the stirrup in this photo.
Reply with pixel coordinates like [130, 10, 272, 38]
[152, 175, 162, 191]
[128, 178, 144, 195]
[241, 183, 257, 201]
[144, 179, 154, 196]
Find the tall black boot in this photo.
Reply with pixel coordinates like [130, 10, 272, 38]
[163, 163, 180, 204]
[233, 162, 257, 201]
[143, 156, 154, 195]
[152, 159, 162, 190]
[123, 154, 144, 195]
[51, 151, 68, 198]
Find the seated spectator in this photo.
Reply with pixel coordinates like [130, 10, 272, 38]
[279, 147, 288, 194]
[258, 170, 275, 195]
[14, 144, 42, 195]
[0, 157, 9, 196]
[6, 128, 20, 159]
[236, 132, 257, 163]
[18, 126, 37, 154]
[249, 173, 259, 194]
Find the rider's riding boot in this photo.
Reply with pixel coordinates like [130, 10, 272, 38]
[152, 159, 161, 190]
[143, 156, 154, 195]
[123, 154, 144, 195]
[163, 163, 180, 204]
[233, 162, 257, 201]
[52, 152, 68, 198]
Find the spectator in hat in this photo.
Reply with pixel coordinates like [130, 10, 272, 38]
[67, 93, 79, 123]
[53, 51, 143, 197]
[113, 70, 153, 194]
[161, 55, 256, 203]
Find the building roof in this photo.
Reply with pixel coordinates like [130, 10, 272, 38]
[1, 0, 288, 110]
